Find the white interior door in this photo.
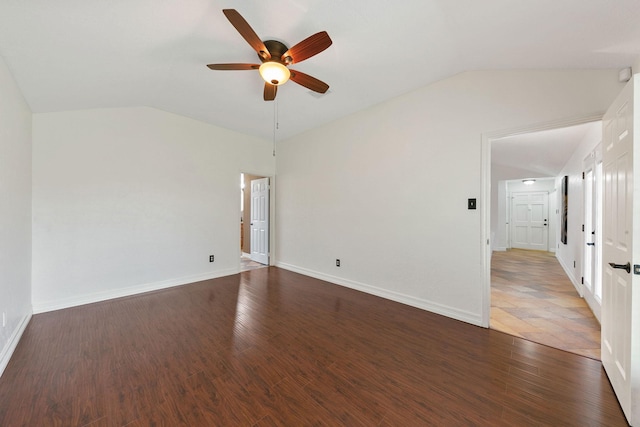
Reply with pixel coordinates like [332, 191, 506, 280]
[601, 77, 639, 425]
[250, 177, 269, 265]
[510, 192, 549, 251]
[583, 145, 603, 322]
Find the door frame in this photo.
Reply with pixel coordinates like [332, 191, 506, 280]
[480, 114, 603, 327]
[239, 171, 276, 269]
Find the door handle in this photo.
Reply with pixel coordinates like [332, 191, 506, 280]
[586, 242, 595, 246]
[608, 262, 631, 273]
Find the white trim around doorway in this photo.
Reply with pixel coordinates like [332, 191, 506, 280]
[480, 113, 604, 328]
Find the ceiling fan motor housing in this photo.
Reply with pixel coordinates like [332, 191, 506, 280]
[261, 40, 291, 64]
[258, 40, 292, 85]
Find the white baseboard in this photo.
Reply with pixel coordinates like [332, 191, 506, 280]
[492, 246, 507, 252]
[556, 255, 582, 296]
[275, 262, 482, 327]
[0, 312, 32, 378]
[32, 268, 239, 314]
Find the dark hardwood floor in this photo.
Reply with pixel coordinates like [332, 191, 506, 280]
[0, 268, 627, 426]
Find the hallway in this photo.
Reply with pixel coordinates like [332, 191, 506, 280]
[491, 249, 601, 359]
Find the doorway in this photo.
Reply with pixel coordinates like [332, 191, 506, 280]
[240, 173, 269, 271]
[483, 119, 603, 358]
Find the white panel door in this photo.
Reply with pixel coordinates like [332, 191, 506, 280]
[250, 178, 269, 265]
[583, 145, 603, 322]
[510, 192, 548, 251]
[601, 78, 638, 425]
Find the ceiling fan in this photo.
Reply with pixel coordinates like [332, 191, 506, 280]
[207, 9, 332, 101]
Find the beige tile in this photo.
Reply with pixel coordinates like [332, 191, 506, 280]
[491, 308, 543, 333]
[548, 297, 588, 308]
[489, 319, 524, 338]
[490, 249, 600, 360]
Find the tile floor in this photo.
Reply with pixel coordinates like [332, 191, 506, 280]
[240, 253, 268, 272]
[491, 249, 601, 360]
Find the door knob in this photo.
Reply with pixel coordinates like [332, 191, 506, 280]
[586, 242, 595, 246]
[608, 262, 631, 273]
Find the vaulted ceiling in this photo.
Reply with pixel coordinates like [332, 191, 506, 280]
[492, 121, 601, 177]
[0, 0, 638, 146]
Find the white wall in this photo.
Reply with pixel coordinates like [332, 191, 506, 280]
[275, 70, 623, 326]
[0, 56, 32, 375]
[556, 122, 602, 291]
[32, 107, 274, 312]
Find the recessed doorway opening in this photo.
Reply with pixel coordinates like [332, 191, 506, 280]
[240, 173, 270, 272]
[485, 120, 603, 359]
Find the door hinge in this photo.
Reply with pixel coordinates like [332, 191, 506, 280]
[581, 277, 584, 284]
[582, 171, 585, 179]
[582, 224, 584, 232]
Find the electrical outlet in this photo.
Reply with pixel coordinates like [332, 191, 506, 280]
[336, 259, 340, 267]
[209, 255, 214, 263]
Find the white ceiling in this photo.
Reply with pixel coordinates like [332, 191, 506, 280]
[0, 0, 639, 142]
[492, 121, 601, 177]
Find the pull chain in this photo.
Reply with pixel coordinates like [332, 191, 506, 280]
[272, 99, 278, 157]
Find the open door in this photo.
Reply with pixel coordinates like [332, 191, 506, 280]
[250, 177, 269, 265]
[601, 76, 640, 425]
[583, 145, 603, 322]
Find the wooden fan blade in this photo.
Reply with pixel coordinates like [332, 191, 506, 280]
[289, 70, 329, 93]
[207, 63, 260, 70]
[223, 9, 271, 60]
[264, 83, 277, 101]
[281, 31, 332, 64]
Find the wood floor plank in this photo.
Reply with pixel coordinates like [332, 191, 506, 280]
[0, 267, 627, 426]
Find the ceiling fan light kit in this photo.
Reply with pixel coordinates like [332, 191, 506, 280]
[207, 9, 332, 101]
[259, 62, 290, 85]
